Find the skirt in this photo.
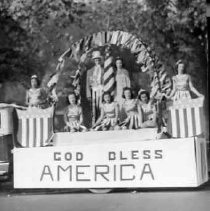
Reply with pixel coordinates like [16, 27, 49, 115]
[173, 90, 191, 101]
[64, 121, 87, 132]
[95, 117, 117, 131]
[120, 115, 141, 129]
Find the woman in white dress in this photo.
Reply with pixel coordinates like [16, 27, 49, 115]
[64, 92, 87, 132]
[25, 75, 47, 108]
[167, 60, 203, 101]
[115, 57, 131, 120]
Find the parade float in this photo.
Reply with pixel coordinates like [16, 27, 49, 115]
[0, 31, 208, 192]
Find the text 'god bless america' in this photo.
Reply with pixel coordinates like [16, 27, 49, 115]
[40, 149, 163, 182]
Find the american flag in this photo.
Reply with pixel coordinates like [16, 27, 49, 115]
[16, 107, 54, 147]
[47, 60, 65, 102]
[167, 98, 204, 138]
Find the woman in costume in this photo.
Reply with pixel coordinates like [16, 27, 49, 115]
[64, 92, 87, 132]
[120, 87, 142, 129]
[115, 57, 131, 105]
[138, 89, 157, 128]
[167, 60, 203, 101]
[25, 75, 47, 108]
[93, 92, 120, 131]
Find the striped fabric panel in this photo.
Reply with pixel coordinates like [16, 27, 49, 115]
[17, 117, 53, 147]
[168, 107, 203, 138]
[16, 107, 54, 148]
[110, 31, 120, 45]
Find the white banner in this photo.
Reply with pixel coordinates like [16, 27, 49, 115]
[13, 137, 208, 188]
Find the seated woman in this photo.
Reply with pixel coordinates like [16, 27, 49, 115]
[25, 75, 47, 108]
[138, 89, 157, 128]
[92, 92, 120, 131]
[120, 87, 142, 130]
[167, 60, 203, 101]
[64, 92, 87, 132]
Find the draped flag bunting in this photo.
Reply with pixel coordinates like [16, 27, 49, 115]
[84, 35, 93, 52]
[72, 68, 81, 88]
[150, 64, 172, 98]
[16, 107, 54, 148]
[47, 60, 65, 102]
[115, 30, 124, 46]
[110, 31, 120, 45]
[59, 31, 158, 73]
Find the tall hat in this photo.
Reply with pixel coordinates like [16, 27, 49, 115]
[138, 88, 147, 96]
[92, 51, 102, 60]
[31, 75, 38, 79]
[176, 59, 184, 66]
[115, 56, 123, 61]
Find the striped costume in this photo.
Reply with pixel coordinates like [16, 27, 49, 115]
[120, 99, 141, 129]
[95, 102, 118, 131]
[86, 65, 104, 123]
[64, 105, 86, 132]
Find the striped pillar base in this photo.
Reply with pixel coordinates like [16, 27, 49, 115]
[16, 107, 54, 147]
[167, 98, 205, 138]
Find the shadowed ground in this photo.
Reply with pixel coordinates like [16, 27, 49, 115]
[0, 180, 210, 211]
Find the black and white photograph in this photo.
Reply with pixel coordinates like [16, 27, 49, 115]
[0, 0, 209, 210]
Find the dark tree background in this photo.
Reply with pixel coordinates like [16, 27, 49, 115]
[0, 0, 207, 100]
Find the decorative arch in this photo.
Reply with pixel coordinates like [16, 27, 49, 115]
[48, 30, 172, 103]
[59, 30, 158, 73]
[47, 30, 172, 130]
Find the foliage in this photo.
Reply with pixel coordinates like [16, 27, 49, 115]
[0, 0, 87, 86]
[83, 0, 207, 91]
[0, 0, 207, 95]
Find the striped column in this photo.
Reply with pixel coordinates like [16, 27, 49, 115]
[103, 50, 115, 96]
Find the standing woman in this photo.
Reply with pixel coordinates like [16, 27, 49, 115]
[115, 57, 131, 104]
[115, 57, 131, 120]
[64, 92, 86, 132]
[25, 75, 47, 108]
[93, 92, 119, 131]
[168, 60, 203, 101]
[120, 87, 142, 129]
